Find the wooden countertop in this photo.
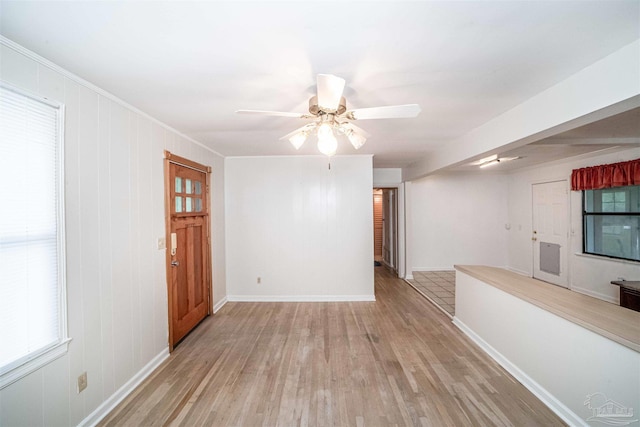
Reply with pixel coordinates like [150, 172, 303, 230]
[455, 265, 640, 353]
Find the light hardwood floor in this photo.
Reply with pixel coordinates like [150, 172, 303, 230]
[99, 267, 565, 426]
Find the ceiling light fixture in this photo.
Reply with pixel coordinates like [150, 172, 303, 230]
[288, 130, 308, 150]
[479, 159, 501, 168]
[470, 154, 498, 166]
[476, 155, 521, 169]
[317, 123, 338, 157]
[344, 127, 367, 149]
[282, 118, 370, 157]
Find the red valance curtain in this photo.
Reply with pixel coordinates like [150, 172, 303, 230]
[571, 158, 640, 191]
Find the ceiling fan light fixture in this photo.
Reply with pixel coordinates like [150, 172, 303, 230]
[346, 130, 366, 149]
[317, 126, 338, 157]
[289, 131, 308, 150]
[317, 122, 333, 139]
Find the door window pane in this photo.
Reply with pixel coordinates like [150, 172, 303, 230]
[186, 197, 192, 212]
[175, 196, 183, 213]
[175, 177, 182, 193]
[195, 198, 202, 212]
[195, 181, 202, 195]
[185, 179, 192, 194]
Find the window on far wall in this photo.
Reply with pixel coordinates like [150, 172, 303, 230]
[0, 83, 69, 389]
[583, 185, 640, 262]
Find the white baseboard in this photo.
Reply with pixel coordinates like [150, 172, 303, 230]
[78, 348, 170, 427]
[570, 285, 618, 304]
[451, 318, 586, 427]
[226, 295, 376, 302]
[404, 274, 414, 280]
[213, 296, 228, 313]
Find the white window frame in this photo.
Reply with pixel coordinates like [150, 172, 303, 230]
[0, 82, 70, 389]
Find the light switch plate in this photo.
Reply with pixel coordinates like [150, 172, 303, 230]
[157, 238, 166, 250]
[77, 372, 87, 393]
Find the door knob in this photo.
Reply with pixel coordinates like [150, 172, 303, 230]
[171, 260, 179, 267]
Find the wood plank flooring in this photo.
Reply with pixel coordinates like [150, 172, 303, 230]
[99, 267, 565, 426]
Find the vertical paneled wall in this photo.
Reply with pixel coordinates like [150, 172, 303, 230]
[225, 156, 375, 300]
[0, 41, 225, 426]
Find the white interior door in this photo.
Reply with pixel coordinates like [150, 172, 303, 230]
[532, 180, 568, 288]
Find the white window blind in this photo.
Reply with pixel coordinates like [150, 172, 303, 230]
[0, 84, 68, 387]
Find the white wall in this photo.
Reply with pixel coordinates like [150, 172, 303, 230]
[0, 39, 226, 426]
[410, 172, 509, 271]
[507, 147, 640, 302]
[225, 156, 374, 300]
[373, 168, 402, 186]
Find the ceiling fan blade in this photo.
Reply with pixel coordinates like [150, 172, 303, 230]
[316, 74, 346, 112]
[279, 123, 317, 141]
[236, 110, 307, 118]
[347, 104, 421, 120]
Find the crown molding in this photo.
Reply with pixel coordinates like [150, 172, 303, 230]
[0, 35, 224, 158]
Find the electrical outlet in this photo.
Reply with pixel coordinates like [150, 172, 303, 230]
[77, 372, 87, 393]
[257, 277, 261, 284]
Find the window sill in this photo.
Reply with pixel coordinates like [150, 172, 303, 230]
[0, 338, 71, 390]
[574, 252, 640, 266]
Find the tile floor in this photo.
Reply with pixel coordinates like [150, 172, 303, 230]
[407, 270, 456, 316]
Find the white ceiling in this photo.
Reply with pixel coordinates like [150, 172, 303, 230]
[1, 1, 639, 168]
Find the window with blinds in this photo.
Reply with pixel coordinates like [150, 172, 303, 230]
[0, 84, 69, 388]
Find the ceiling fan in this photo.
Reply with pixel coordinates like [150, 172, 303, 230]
[236, 74, 421, 157]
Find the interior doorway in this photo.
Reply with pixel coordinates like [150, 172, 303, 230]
[373, 190, 383, 261]
[373, 188, 398, 272]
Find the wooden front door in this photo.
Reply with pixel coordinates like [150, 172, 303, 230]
[165, 152, 211, 349]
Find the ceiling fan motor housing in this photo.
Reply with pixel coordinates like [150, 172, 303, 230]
[309, 95, 347, 116]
